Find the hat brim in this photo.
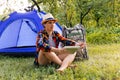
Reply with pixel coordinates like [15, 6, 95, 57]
[42, 19, 57, 24]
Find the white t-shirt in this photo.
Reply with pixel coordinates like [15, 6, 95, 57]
[48, 35, 55, 47]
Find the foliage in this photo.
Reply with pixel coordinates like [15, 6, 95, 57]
[35, 0, 119, 44]
[1, 0, 119, 28]
[34, 0, 119, 28]
[0, 43, 120, 80]
[86, 27, 120, 44]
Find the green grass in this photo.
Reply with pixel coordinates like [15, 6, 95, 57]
[0, 43, 120, 80]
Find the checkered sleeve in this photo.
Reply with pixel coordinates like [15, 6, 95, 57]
[55, 31, 76, 46]
[36, 33, 51, 52]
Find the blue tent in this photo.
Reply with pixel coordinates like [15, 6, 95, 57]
[0, 10, 62, 56]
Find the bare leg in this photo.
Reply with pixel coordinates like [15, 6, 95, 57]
[56, 52, 77, 72]
[38, 50, 76, 72]
[38, 51, 50, 65]
[38, 50, 62, 65]
[44, 52, 62, 65]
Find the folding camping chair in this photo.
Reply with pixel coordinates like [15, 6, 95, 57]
[62, 24, 88, 61]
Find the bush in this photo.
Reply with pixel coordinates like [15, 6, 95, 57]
[86, 27, 120, 44]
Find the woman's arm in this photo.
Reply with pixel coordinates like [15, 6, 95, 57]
[55, 31, 76, 46]
[36, 33, 51, 52]
[55, 31, 86, 48]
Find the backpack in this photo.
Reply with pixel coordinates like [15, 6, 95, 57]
[62, 24, 88, 61]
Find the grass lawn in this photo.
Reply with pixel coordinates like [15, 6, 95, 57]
[0, 43, 120, 80]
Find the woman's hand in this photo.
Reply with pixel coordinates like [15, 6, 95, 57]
[75, 41, 86, 49]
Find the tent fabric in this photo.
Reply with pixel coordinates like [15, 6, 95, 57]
[0, 10, 62, 55]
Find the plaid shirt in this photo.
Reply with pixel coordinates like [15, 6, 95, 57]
[34, 30, 76, 65]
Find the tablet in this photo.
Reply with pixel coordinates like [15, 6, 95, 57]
[63, 46, 80, 54]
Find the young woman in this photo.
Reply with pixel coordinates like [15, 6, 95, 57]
[34, 13, 85, 72]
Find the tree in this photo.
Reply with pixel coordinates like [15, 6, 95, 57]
[75, 0, 93, 25]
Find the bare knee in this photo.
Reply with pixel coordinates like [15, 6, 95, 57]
[44, 52, 62, 65]
[38, 51, 50, 65]
[57, 53, 69, 61]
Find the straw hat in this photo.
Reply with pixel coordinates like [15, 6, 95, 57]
[41, 13, 57, 24]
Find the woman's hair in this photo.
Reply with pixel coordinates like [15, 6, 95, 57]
[42, 21, 47, 28]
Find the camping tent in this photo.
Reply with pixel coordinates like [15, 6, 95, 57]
[0, 10, 62, 56]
